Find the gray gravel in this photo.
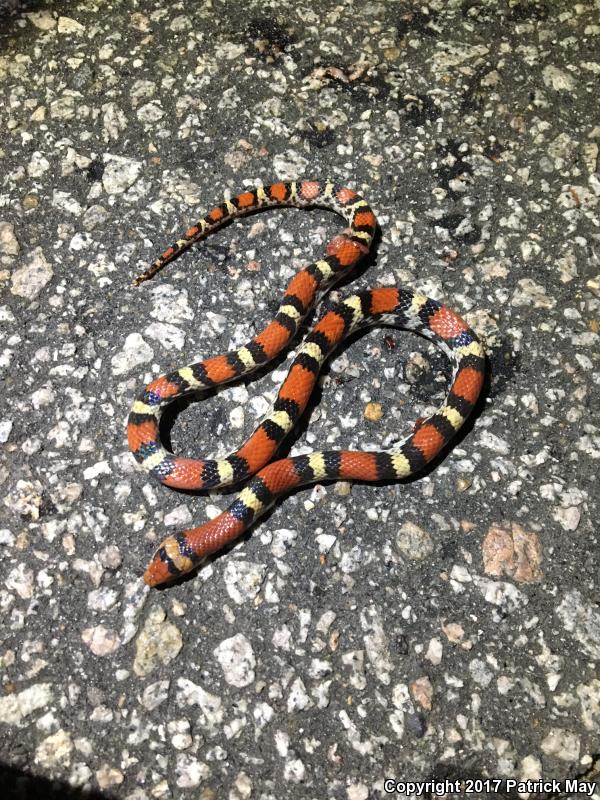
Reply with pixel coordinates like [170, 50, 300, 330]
[0, 1, 599, 798]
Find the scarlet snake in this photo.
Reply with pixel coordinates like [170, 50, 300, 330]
[127, 180, 485, 587]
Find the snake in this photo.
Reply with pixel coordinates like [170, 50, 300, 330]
[127, 180, 485, 587]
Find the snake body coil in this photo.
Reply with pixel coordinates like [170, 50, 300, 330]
[127, 180, 485, 587]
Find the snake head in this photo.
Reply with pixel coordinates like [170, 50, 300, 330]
[143, 534, 196, 587]
[143, 551, 174, 587]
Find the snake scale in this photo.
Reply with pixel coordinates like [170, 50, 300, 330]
[127, 180, 485, 587]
